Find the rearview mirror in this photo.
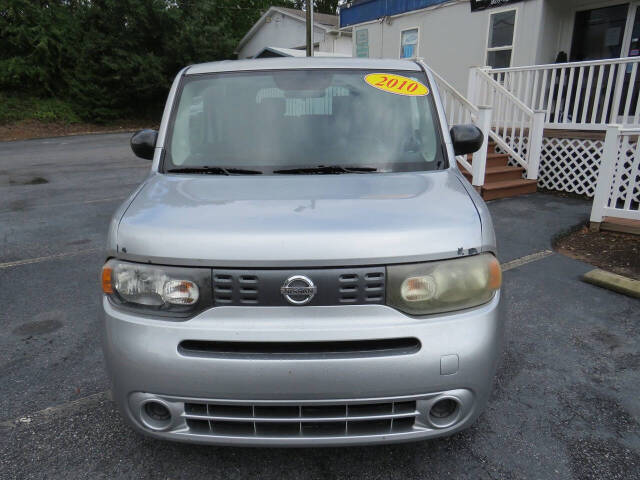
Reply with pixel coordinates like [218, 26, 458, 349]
[130, 129, 158, 160]
[450, 124, 484, 156]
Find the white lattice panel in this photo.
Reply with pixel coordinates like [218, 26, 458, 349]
[494, 136, 528, 170]
[538, 137, 604, 197]
[610, 137, 640, 210]
[489, 135, 615, 197]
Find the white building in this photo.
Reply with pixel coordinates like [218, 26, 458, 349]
[342, 0, 640, 93]
[236, 6, 352, 59]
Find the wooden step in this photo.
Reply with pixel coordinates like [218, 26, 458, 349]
[466, 152, 510, 168]
[461, 165, 525, 183]
[481, 179, 538, 201]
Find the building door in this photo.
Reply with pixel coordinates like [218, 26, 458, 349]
[569, 3, 640, 122]
[625, 2, 640, 57]
[570, 3, 629, 61]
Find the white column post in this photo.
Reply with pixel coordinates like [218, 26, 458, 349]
[590, 124, 621, 225]
[526, 110, 546, 180]
[467, 67, 479, 105]
[472, 106, 492, 187]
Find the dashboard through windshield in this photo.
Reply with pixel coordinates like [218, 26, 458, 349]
[164, 69, 446, 175]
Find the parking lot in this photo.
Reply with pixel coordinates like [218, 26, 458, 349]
[1, 133, 639, 479]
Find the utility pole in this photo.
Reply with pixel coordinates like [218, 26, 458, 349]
[306, 0, 314, 57]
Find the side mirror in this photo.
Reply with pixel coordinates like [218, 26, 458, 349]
[450, 124, 484, 156]
[130, 129, 158, 160]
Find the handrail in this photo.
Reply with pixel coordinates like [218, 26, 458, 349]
[486, 56, 640, 128]
[471, 68, 544, 178]
[430, 69, 479, 113]
[619, 127, 640, 134]
[490, 56, 640, 73]
[431, 67, 491, 187]
[476, 69, 535, 114]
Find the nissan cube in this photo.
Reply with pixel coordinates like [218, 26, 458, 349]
[101, 58, 503, 446]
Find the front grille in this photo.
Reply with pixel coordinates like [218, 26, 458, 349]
[183, 400, 418, 438]
[212, 267, 386, 307]
[213, 273, 258, 305]
[339, 271, 385, 303]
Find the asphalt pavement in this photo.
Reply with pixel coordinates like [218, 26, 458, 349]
[0, 134, 638, 479]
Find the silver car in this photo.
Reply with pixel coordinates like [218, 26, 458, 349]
[101, 58, 503, 446]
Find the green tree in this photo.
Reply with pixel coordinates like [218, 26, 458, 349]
[315, 0, 341, 15]
[291, 0, 342, 15]
[168, 0, 266, 70]
[0, 0, 313, 122]
[0, 0, 80, 96]
[65, 0, 175, 121]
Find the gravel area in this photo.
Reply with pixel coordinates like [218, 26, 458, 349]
[555, 225, 640, 280]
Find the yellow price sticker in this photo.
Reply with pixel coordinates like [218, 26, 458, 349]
[364, 73, 429, 96]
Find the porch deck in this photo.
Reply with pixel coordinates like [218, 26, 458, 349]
[543, 129, 606, 140]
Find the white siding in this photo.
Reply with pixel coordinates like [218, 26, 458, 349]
[535, 0, 568, 65]
[350, 0, 548, 93]
[321, 34, 353, 55]
[238, 13, 328, 59]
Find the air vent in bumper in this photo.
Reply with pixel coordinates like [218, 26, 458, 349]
[178, 338, 420, 359]
[183, 400, 418, 438]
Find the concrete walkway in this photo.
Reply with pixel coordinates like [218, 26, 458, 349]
[489, 192, 590, 263]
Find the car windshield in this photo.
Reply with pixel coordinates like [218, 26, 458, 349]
[165, 69, 446, 174]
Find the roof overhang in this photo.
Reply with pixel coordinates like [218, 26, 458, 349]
[253, 46, 351, 58]
[236, 7, 335, 54]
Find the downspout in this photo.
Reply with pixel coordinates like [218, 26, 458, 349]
[380, 18, 384, 57]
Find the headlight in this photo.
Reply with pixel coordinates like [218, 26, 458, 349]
[387, 253, 501, 315]
[101, 259, 212, 316]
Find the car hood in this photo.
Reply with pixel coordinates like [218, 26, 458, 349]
[116, 170, 482, 267]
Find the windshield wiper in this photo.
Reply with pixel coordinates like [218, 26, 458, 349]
[166, 166, 263, 175]
[273, 165, 379, 175]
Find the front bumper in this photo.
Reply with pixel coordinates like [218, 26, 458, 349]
[102, 293, 503, 446]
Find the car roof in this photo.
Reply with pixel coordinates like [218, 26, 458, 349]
[186, 57, 423, 75]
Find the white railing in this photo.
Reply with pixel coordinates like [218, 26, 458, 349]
[432, 69, 491, 187]
[469, 68, 545, 180]
[488, 57, 640, 130]
[590, 124, 640, 225]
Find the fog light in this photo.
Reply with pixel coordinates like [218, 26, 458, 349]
[140, 400, 173, 431]
[144, 401, 170, 421]
[430, 398, 458, 419]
